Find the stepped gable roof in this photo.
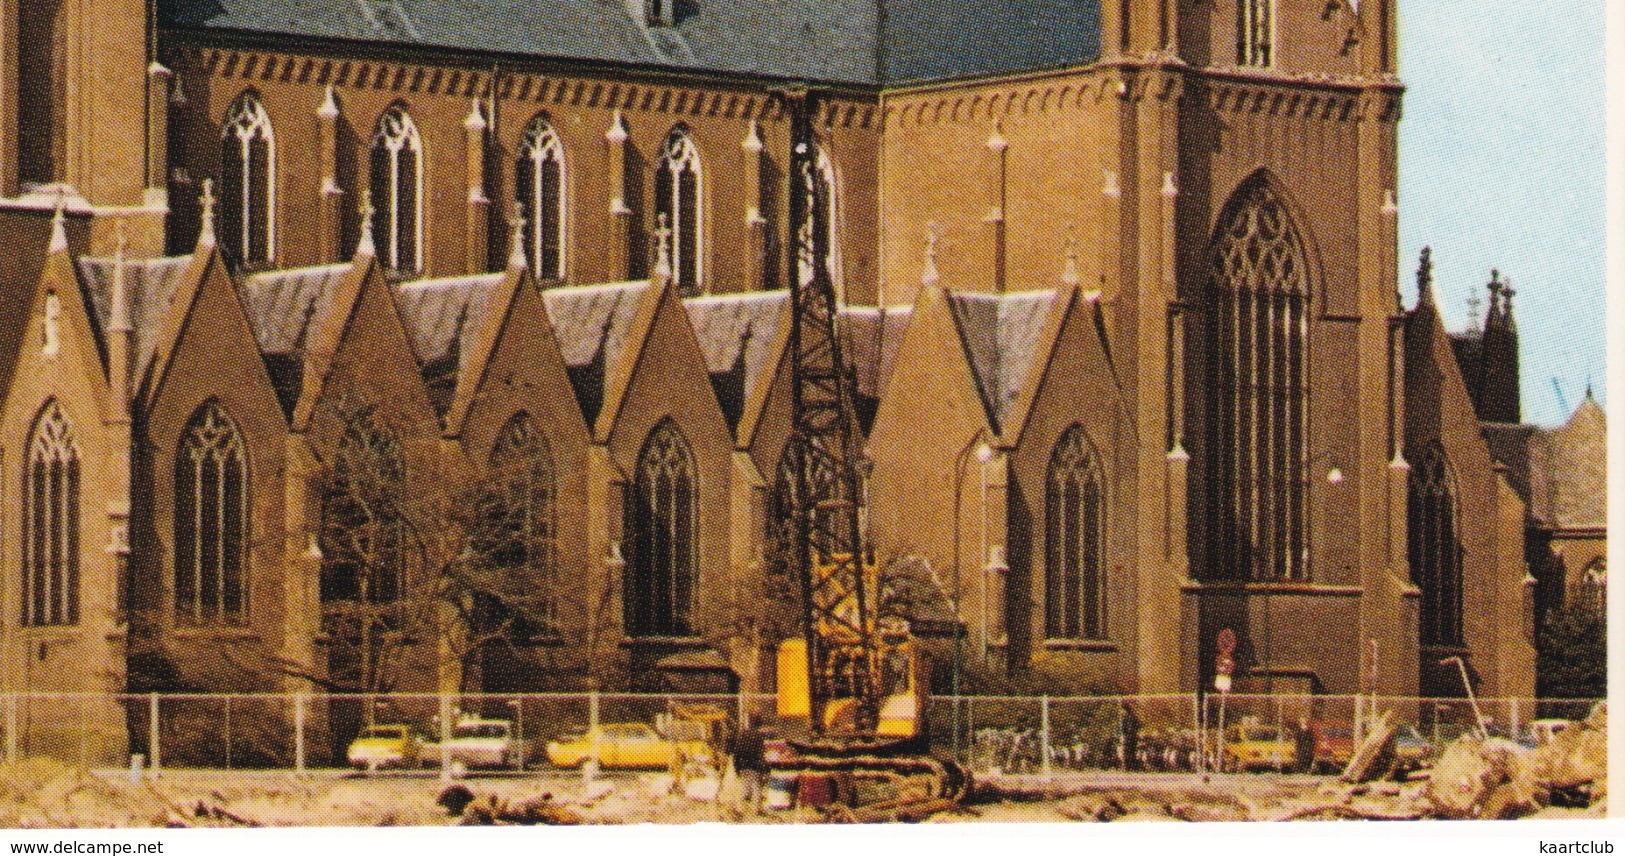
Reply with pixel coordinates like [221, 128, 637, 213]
[1529, 396, 1607, 531]
[394, 273, 507, 416]
[944, 289, 1062, 432]
[157, 0, 1101, 86]
[839, 304, 911, 401]
[542, 280, 652, 425]
[237, 263, 352, 415]
[77, 255, 193, 384]
[684, 290, 788, 429]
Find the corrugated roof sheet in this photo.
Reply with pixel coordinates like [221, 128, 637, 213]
[157, 0, 1101, 86]
[945, 290, 1060, 431]
[77, 255, 194, 384]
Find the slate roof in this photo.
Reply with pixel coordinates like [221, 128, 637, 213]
[683, 290, 788, 431]
[395, 273, 507, 416]
[157, 0, 1102, 86]
[238, 263, 352, 415]
[542, 280, 652, 426]
[77, 256, 194, 385]
[839, 304, 911, 401]
[944, 290, 1061, 432]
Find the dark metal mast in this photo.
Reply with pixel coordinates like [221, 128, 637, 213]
[782, 88, 877, 736]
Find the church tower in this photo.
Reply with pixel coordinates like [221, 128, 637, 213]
[1478, 272, 1522, 423]
[1, 0, 165, 253]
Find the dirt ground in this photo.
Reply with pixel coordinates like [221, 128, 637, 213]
[0, 763, 1600, 827]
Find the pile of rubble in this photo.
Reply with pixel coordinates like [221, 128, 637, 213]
[1422, 702, 1607, 820]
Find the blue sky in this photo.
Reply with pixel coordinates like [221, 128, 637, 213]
[1398, 1, 1607, 426]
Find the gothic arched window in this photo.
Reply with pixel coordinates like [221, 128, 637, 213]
[369, 104, 423, 274]
[626, 419, 697, 637]
[175, 401, 249, 624]
[1574, 558, 1607, 617]
[1238, 0, 1275, 67]
[516, 116, 566, 281]
[1202, 173, 1310, 581]
[1045, 426, 1106, 640]
[220, 91, 276, 267]
[474, 413, 559, 635]
[797, 147, 842, 300]
[655, 126, 703, 295]
[1408, 444, 1463, 647]
[320, 414, 406, 605]
[23, 400, 79, 627]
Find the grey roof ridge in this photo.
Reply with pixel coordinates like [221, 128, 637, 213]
[158, 19, 889, 91]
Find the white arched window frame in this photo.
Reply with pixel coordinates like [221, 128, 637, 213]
[1045, 425, 1107, 641]
[220, 91, 277, 266]
[516, 117, 567, 281]
[796, 147, 843, 302]
[656, 127, 703, 295]
[370, 105, 424, 274]
[23, 400, 80, 627]
[1203, 173, 1311, 582]
[626, 419, 698, 637]
[175, 400, 250, 625]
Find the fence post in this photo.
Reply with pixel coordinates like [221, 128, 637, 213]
[5, 693, 16, 763]
[438, 692, 453, 783]
[293, 694, 306, 776]
[224, 696, 233, 770]
[1039, 696, 1051, 778]
[148, 693, 160, 776]
[737, 690, 746, 727]
[1194, 693, 1204, 775]
[587, 683, 601, 780]
[78, 695, 88, 770]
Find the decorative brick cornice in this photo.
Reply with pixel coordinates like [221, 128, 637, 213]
[884, 75, 1105, 129]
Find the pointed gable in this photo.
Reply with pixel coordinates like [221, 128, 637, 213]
[542, 280, 654, 431]
[77, 255, 193, 390]
[683, 290, 789, 433]
[943, 289, 1063, 435]
[237, 263, 351, 417]
[838, 304, 912, 434]
[1529, 397, 1607, 531]
[394, 272, 507, 418]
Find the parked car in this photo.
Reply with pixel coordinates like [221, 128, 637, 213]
[1393, 724, 1438, 772]
[1308, 722, 1355, 773]
[423, 717, 526, 771]
[545, 723, 712, 770]
[346, 724, 424, 772]
[1221, 724, 1294, 772]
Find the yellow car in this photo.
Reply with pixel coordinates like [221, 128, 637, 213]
[544, 723, 712, 770]
[1220, 724, 1294, 772]
[346, 724, 424, 771]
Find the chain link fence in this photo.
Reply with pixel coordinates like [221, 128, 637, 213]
[0, 691, 1601, 777]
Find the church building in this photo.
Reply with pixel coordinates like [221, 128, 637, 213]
[0, 0, 1592, 761]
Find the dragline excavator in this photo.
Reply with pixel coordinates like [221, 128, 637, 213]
[767, 89, 970, 808]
